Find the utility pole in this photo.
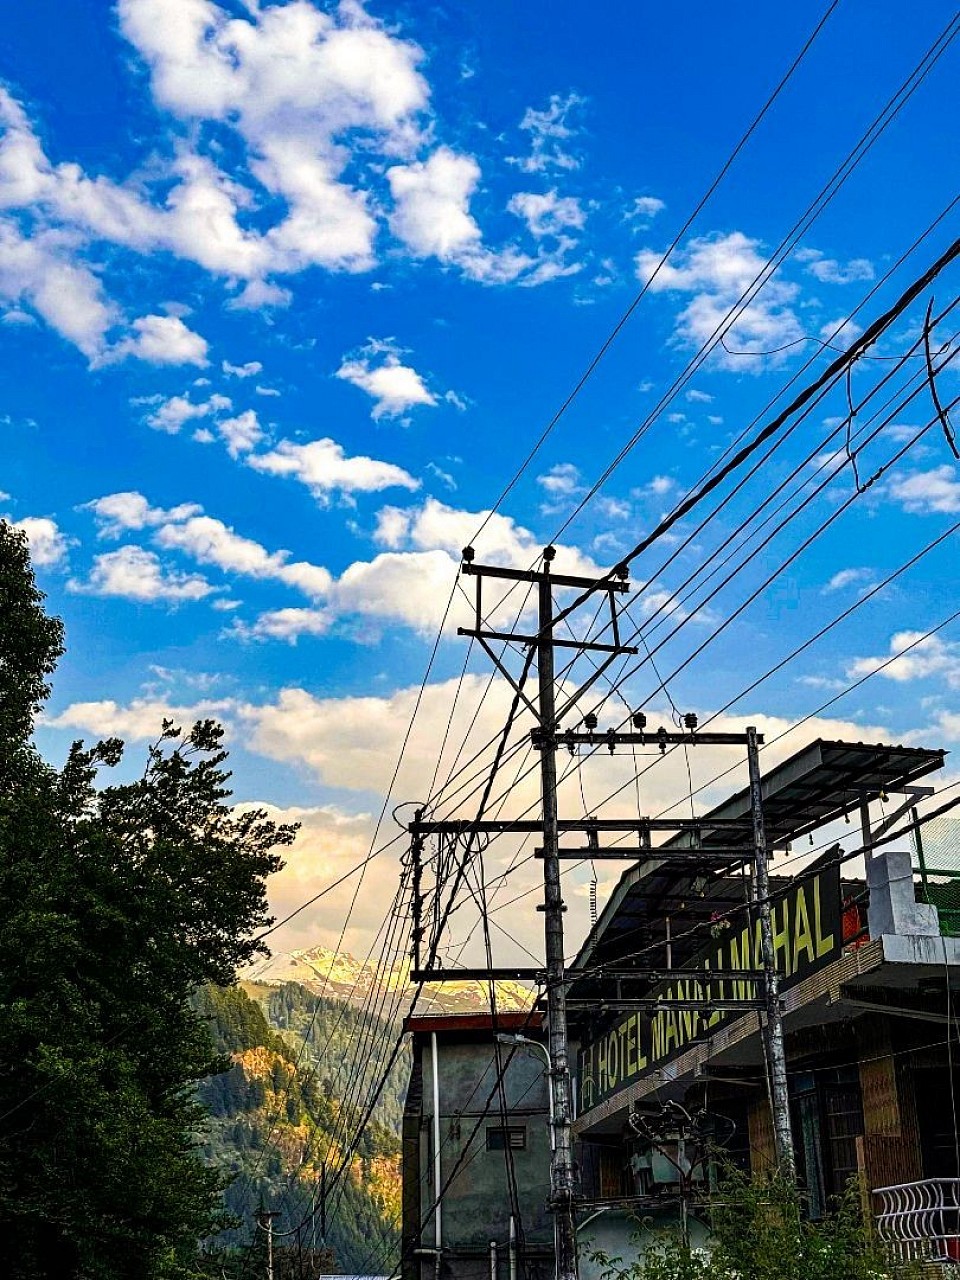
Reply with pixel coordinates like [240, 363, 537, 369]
[258, 1209, 279, 1280]
[319, 1161, 327, 1251]
[409, 551, 779, 1278]
[746, 726, 794, 1173]
[536, 547, 578, 1280]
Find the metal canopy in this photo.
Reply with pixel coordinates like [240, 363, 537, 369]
[568, 739, 945, 984]
[659, 739, 945, 853]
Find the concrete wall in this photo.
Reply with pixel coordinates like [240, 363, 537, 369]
[578, 1208, 712, 1280]
[412, 1033, 554, 1280]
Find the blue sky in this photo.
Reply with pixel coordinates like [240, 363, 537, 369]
[3, 0, 960, 958]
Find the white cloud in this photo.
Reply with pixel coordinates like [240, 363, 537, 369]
[154, 515, 332, 598]
[362, 495, 604, 631]
[685, 389, 712, 404]
[820, 315, 862, 349]
[847, 632, 960, 689]
[217, 409, 265, 457]
[242, 673, 514, 796]
[628, 195, 666, 223]
[235, 606, 332, 643]
[508, 190, 585, 239]
[85, 491, 203, 537]
[145, 391, 231, 434]
[108, 313, 209, 366]
[223, 359, 262, 378]
[509, 93, 584, 174]
[821, 566, 874, 594]
[12, 515, 70, 567]
[537, 462, 583, 496]
[336, 341, 437, 420]
[230, 278, 292, 309]
[388, 147, 482, 258]
[425, 460, 457, 490]
[72, 545, 215, 603]
[387, 146, 563, 286]
[118, 0, 432, 278]
[635, 231, 804, 368]
[597, 496, 630, 520]
[886, 466, 960, 515]
[232, 495, 605, 642]
[248, 436, 419, 502]
[795, 247, 874, 286]
[45, 695, 233, 740]
[0, 3, 581, 349]
[0, 216, 116, 358]
[634, 474, 676, 498]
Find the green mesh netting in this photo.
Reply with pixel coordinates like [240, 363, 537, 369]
[912, 816, 960, 936]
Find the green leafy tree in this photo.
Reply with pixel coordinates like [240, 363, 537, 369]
[589, 1167, 920, 1280]
[0, 521, 296, 1278]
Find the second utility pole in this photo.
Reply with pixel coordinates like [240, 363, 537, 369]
[746, 726, 795, 1173]
[536, 547, 578, 1280]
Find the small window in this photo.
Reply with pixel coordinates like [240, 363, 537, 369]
[486, 1126, 526, 1151]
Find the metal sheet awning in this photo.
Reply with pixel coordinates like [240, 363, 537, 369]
[569, 739, 945, 982]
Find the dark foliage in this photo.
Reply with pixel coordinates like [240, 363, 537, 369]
[195, 982, 402, 1274]
[0, 521, 296, 1279]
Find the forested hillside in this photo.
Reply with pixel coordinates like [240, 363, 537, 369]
[193, 984, 404, 1274]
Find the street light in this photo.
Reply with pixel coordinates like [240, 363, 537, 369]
[495, 1032, 555, 1150]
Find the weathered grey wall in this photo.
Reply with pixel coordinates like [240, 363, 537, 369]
[413, 1034, 554, 1280]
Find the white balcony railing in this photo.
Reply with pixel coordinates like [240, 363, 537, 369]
[874, 1179, 960, 1263]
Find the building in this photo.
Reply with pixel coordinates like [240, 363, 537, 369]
[401, 737, 960, 1272]
[401, 1012, 554, 1280]
[567, 738, 960, 1266]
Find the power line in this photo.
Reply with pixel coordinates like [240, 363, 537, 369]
[470, 0, 843, 543]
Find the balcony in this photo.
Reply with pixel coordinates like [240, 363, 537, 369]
[874, 1179, 960, 1263]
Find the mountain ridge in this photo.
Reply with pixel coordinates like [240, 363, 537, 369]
[244, 943, 534, 1015]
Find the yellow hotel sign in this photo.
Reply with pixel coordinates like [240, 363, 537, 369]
[577, 861, 841, 1113]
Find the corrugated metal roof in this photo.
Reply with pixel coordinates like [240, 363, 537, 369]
[570, 738, 945, 980]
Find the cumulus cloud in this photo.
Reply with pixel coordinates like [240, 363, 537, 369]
[11, 515, 70, 566]
[886, 466, 960, 515]
[822, 566, 875, 594]
[387, 147, 481, 261]
[247, 436, 419, 502]
[154, 513, 332, 598]
[509, 93, 584, 174]
[223, 359, 262, 378]
[107, 313, 209, 366]
[85, 491, 203, 536]
[71, 545, 215, 603]
[216, 408, 265, 457]
[628, 195, 666, 224]
[117, 0, 432, 278]
[45, 695, 234, 740]
[635, 231, 804, 368]
[230, 495, 607, 642]
[386, 148, 573, 286]
[83, 491, 336, 606]
[235, 606, 332, 643]
[145, 392, 232, 434]
[0, 2, 580, 354]
[508, 190, 585, 239]
[537, 462, 583, 496]
[795, 247, 874, 286]
[847, 631, 960, 690]
[634, 474, 676, 499]
[336, 341, 437, 420]
[0, 216, 116, 358]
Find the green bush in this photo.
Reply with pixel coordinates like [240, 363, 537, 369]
[589, 1168, 921, 1280]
